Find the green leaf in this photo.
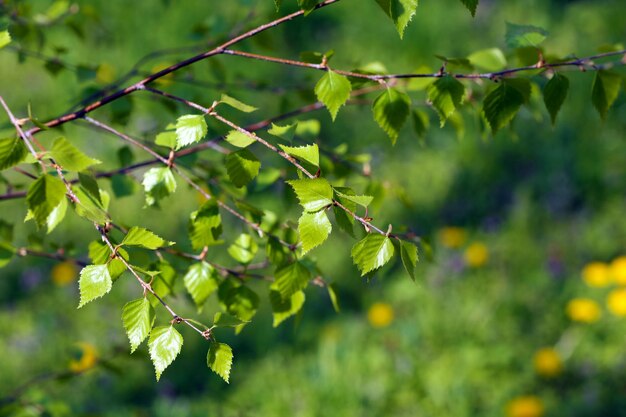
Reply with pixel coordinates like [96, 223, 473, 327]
[505, 23, 548, 48]
[351, 234, 395, 276]
[220, 94, 257, 113]
[427, 76, 465, 126]
[270, 288, 305, 327]
[122, 226, 173, 249]
[0, 137, 27, 170]
[0, 30, 11, 49]
[268, 123, 297, 141]
[78, 172, 102, 206]
[213, 312, 249, 328]
[207, 341, 233, 383]
[298, 210, 332, 254]
[314, 70, 352, 121]
[72, 186, 108, 224]
[189, 200, 223, 250]
[183, 262, 219, 310]
[225, 148, 261, 188]
[26, 174, 66, 229]
[287, 178, 333, 212]
[543, 73, 569, 125]
[228, 234, 258, 264]
[151, 260, 177, 307]
[459, 0, 478, 16]
[274, 261, 311, 300]
[50, 137, 101, 172]
[327, 283, 340, 313]
[467, 48, 506, 71]
[46, 197, 67, 234]
[175, 114, 207, 149]
[334, 190, 374, 207]
[279, 144, 320, 167]
[78, 264, 113, 308]
[592, 70, 622, 121]
[374, 0, 418, 39]
[155, 131, 177, 149]
[122, 298, 155, 353]
[400, 241, 419, 281]
[218, 280, 260, 322]
[142, 167, 177, 207]
[372, 88, 411, 144]
[482, 78, 531, 133]
[148, 326, 183, 381]
[298, 0, 319, 15]
[225, 130, 256, 148]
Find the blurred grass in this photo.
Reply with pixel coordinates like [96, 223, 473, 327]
[1, 0, 626, 416]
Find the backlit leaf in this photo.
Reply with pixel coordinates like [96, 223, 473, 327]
[50, 137, 101, 172]
[225, 130, 255, 148]
[183, 261, 219, 309]
[0, 30, 11, 49]
[122, 226, 173, 249]
[274, 261, 311, 300]
[428, 76, 465, 126]
[351, 234, 395, 276]
[122, 298, 155, 353]
[225, 149, 261, 188]
[482, 78, 531, 133]
[279, 143, 320, 167]
[314, 70, 352, 121]
[26, 174, 66, 229]
[270, 288, 306, 327]
[287, 178, 333, 212]
[207, 341, 233, 383]
[467, 48, 506, 71]
[148, 326, 183, 381]
[0, 136, 27, 170]
[298, 210, 332, 254]
[228, 234, 258, 264]
[213, 312, 249, 328]
[505, 23, 548, 48]
[78, 264, 112, 308]
[175, 114, 207, 149]
[400, 240, 419, 281]
[374, 0, 418, 39]
[591, 70, 622, 121]
[220, 94, 257, 113]
[189, 200, 223, 250]
[142, 167, 176, 207]
[543, 73, 569, 125]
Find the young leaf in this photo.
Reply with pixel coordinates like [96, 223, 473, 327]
[0, 30, 11, 49]
[591, 70, 622, 121]
[225, 130, 256, 148]
[334, 190, 374, 207]
[207, 341, 233, 383]
[482, 78, 531, 133]
[78, 264, 112, 308]
[298, 210, 332, 254]
[213, 312, 249, 328]
[543, 73, 569, 125]
[351, 234, 395, 276]
[142, 167, 177, 207]
[274, 261, 311, 300]
[427, 76, 465, 126]
[72, 186, 108, 225]
[459, 0, 478, 16]
[218, 280, 260, 322]
[183, 262, 219, 309]
[467, 48, 506, 71]
[374, 0, 418, 39]
[270, 288, 306, 327]
[46, 197, 68, 234]
[505, 23, 548, 48]
[175, 114, 207, 149]
[50, 137, 101, 172]
[268, 123, 297, 141]
[400, 241, 419, 281]
[287, 178, 333, 212]
[0, 136, 27, 170]
[148, 326, 183, 381]
[225, 149, 261, 188]
[122, 298, 155, 353]
[78, 172, 102, 206]
[279, 144, 320, 168]
[150, 260, 177, 307]
[122, 226, 173, 249]
[220, 94, 257, 113]
[189, 200, 223, 250]
[228, 234, 258, 264]
[314, 70, 352, 121]
[155, 131, 177, 149]
[26, 174, 67, 229]
[372, 88, 411, 144]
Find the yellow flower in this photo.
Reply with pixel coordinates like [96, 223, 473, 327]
[611, 256, 626, 285]
[506, 396, 544, 417]
[566, 298, 601, 323]
[438, 227, 466, 249]
[464, 242, 489, 268]
[51, 261, 77, 286]
[69, 342, 98, 373]
[367, 302, 394, 328]
[533, 347, 562, 378]
[607, 289, 626, 316]
[581, 262, 611, 287]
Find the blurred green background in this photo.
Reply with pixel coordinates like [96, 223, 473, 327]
[1, 0, 626, 416]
